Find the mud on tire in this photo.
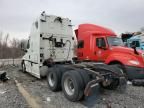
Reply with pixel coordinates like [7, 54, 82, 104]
[47, 65, 73, 92]
[62, 70, 85, 102]
[47, 67, 62, 91]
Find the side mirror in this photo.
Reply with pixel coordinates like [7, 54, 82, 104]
[21, 43, 28, 52]
[131, 44, 136, 49]
[21, 48, 28, 53]
[23, 49, 28, 52]
[131, 45, 139, 55]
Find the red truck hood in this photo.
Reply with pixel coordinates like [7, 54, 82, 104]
[110, 46, 143, 54]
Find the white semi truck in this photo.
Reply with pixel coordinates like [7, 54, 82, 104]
[21, 12, 126, 101]
[22, 12, 75, 78]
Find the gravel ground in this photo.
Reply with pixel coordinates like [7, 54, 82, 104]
[0, 65, 144, 108]
[0, 66, 29, 108]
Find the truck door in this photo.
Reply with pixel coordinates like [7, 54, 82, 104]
[24, 39, 32, 73]
[94, 37, 109, 61]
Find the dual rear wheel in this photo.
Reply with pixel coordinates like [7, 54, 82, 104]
[47, 65, 126, 101]
[47, 67, 90, 101]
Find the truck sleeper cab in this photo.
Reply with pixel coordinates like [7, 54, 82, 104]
[76, 24, 144, 79]
[22, 14, 75, 78]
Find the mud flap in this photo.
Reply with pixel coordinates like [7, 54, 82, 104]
[84, 78, 103, 96]
[82, 85, 103, 107]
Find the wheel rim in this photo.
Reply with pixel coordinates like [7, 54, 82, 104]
[64, 77, 75, 96]
[48, 72, 55, 87]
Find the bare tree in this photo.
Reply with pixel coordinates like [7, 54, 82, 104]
[10, 38, 25, 58]
[3, 33, 9, 46]
[0, 32, 3, 58]
[2, 33, 10, 58]
[0, 32, 25, 59]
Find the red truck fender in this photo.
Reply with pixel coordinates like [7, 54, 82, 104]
[105, 53, 139, 67]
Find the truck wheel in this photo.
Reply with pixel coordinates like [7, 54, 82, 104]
[74, 69, 90, 100]
[56, 65, 72, 74]
[21, 61, 26, 72]
[100, 65, 124, 90]
[62, 70, 84, 101]
[114, 64, 126, 74]
[114, 64, 128, 79]
[100, 78, 119, 90]
[76, 69, 90, 86]
[47, 68, 62, 91]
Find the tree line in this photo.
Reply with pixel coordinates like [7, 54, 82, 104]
[0, 32, 26, 59]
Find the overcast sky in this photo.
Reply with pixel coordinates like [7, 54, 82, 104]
[0, 0, 144, 39]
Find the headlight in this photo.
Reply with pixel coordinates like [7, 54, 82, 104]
[129, 60, 139, 65]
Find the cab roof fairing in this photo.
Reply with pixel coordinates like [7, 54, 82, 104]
[75, 24, 116, 39]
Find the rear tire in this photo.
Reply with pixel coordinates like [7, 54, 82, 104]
[47, 67, 62, 91]
[47, 65, 72, 92]
[114, 64, 126, 74]
[76, 69, 90, 86]
[74, 69, 90, 100]
[100, 65, 124, 90]
[114, 64, 128, 80]
[62, 70, 84, 102]
[100, 78, 120, 90]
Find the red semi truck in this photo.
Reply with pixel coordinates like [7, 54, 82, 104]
[76, 24, 144, 79]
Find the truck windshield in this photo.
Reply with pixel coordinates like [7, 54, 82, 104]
[107, 37, 124, 46]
